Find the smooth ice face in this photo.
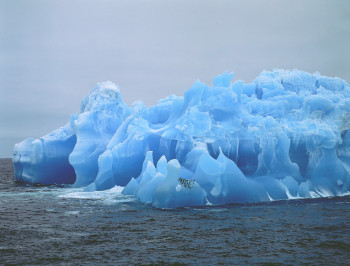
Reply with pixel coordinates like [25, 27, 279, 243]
[13, 116, 77, 185]
[13, 69, 350, 208]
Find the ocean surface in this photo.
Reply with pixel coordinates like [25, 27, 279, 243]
[1, 158, 350, 265]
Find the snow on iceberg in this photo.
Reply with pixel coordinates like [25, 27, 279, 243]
[12, 69, 350, 208]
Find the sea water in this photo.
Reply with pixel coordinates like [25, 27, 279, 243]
[1, 158, 350, 264]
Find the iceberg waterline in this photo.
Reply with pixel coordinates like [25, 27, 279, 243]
[13, 69, 350, 208]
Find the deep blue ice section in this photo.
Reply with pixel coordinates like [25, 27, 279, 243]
[13, 70, 350, 208]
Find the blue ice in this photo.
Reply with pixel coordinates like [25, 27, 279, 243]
[12, 70, 350, 208]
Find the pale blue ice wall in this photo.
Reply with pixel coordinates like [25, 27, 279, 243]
[12, 70, 350, 207]
[12, 116, 77, 185]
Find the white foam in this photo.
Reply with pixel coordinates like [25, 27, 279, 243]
[313, 186, 334, 198]
[64, 210, 80, 215]
[58, 185, 135, 204]
[205, 198, 213, 206]
[309, 191, 321, 198]
[281, 183, 301, 200]
[266, 192, 274, 201]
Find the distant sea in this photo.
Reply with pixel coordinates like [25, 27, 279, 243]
[1, 158, 350, 265]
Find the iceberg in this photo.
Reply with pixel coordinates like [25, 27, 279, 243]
[12, 69, 350, 208]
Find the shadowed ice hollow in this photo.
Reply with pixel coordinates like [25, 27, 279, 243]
[13, 69, 350, 208]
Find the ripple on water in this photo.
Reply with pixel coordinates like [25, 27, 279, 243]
[1, 159, 350, 264]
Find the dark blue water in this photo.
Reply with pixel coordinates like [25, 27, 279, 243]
[1, 158, 350, 265]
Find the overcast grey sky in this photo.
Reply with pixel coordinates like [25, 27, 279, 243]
[1, 0, 350, 158]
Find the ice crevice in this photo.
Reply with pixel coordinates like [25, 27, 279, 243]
[12, 70, 350, 208]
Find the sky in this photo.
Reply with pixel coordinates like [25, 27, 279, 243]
[1, 0, 350, 158]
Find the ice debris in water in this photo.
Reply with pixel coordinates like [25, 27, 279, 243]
[13, 69, 350, 208]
